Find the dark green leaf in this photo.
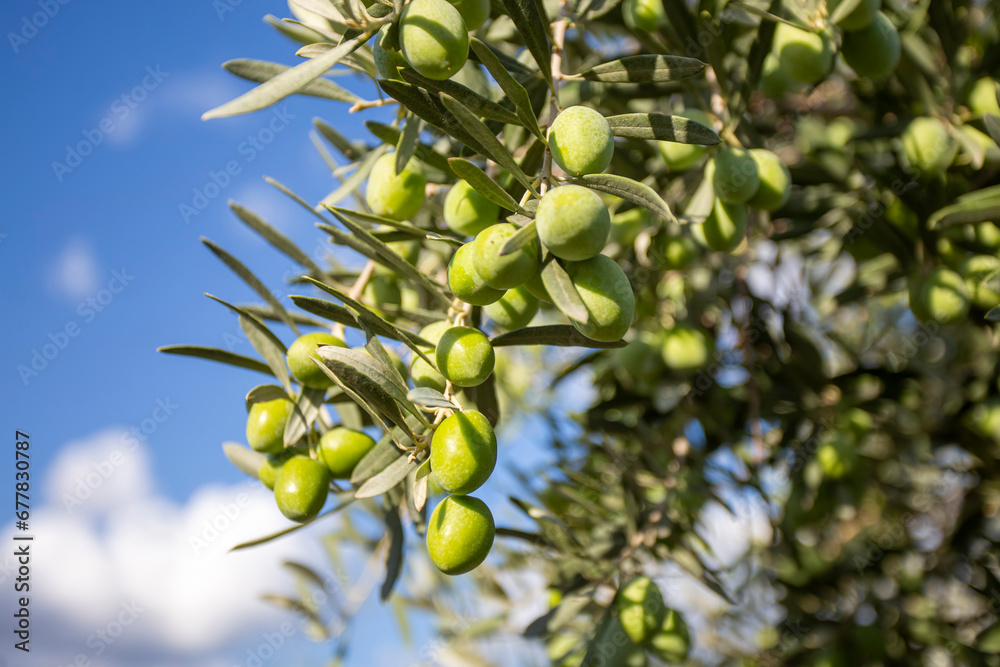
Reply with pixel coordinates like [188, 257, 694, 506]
[311, 357, 408, 446]
[223, 442, 266, 478]
[401, 69, 522, 126]
[987, 305, 1000, 322]
[222, 58, 360, 103]
[396, 113, 422, 174]
[491, 324, 627, 348]
[606, 113, 720, 145]
[204, 34, 367, 119]
[468, 40, 537, 75]
[985, 114, 1000, 147]
[469, 39, 545, 140]
[315, 117, 365, 161]
[315, 346, 420, 421]
[377, 80, 493, 156]
[157, 346, 273, 376]
[381, 507, 405, 600]
[204, 294, 292, 391]
[365, 120, 456, 176]
[500, 0, 553, 88]
[448, 158, 527, 214]
[575, 55, 706, 83]
[573, 173, 676, 223]
[540, 259, 590, 324]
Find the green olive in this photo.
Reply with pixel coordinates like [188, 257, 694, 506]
[473, 223, 541, 289]
[448, 242, 506, 306]
[829, 0, 879, 30]
[969, 77, 1000, 117]
[426, 495, 495, 574]
[373, 25, 408, 80]
[362, 274, 403, 321]
[773, 23, 834, 84]
[444, 179, 500, 236]
[399, 0, 470, 81]
[547, 106, 615, 176]
[661, 325, 713, 371]
[536, 184, 611, 261]
[841, 12, 900, 81]
[746, 148, 791, 212]
[412, 321, 452, 393]
[902, 117, 956, 177]
[659, 109, 713, 172]
[430, 410, 497, 494]
[435, 326, 495, 387]
[698, 198, 748, 253]
[908, 267, 968, 323]
[712, 147, 760, 204]
[617, 576, 666, 644]
[609, 207, 653, 247]
[246, 397, 295, 454]
[318, 427, 377, 479]
[622, 0, 666, 31]
[652, 234, 698, 270]
[817, 433, 856, 479]
[365, 152, 427, 221]
[258, 451, 294, 490]
[962, 255, 1000, 310]
[524, 268, 553, 303]
[648, 609, 690, 663]
[273, 455, 331, 522]
[564, 254, 635, 342]
[287, 332, 347, 389]
[484, 285, 539, 330]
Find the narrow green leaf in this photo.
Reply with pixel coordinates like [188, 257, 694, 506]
[469, 39, 545, 140]
[223, 442, 266, 478]
[246, 384, 291, 408]
[987, 305, 1000, 322]
[413, 458, 432, 512]
[291, 294, 434, 350]
[282, 561, 330, 592]
[315, 352, 416, 441]
[573, 173, 676, 223]
[540, 259, 590, 324]
[927, 196, 1000, 229]
[407, 387, 460, 410]
[355, 453, 420, 498]
[491, 324, 627, 348]
[205, 294, 292, 392]
[466, 372, 500, 427]
[381, 507, 405, 600]
[377, 80, 493, 156]
[985, 114, 1000, 147]
[727, 1, 806, 27]
[222, 58, 360, 103]
[606, 113, 720, 145]
[499, 219, 537, 256]
[448, 158, 526, 214]
[157, 346, 273, 375]
[351, 434, 406, 484]
[400, 69, 522, 126]
[204, 34, 368, 119]
[318, 144, 389, 211]
[311, 357, 409, 447]
[440, 94, 539, 194]
[326, 206, 441, 238]
[284, 386, 325, 448]
[365, 120, 456, 176]
[500, 0, 553, 89]
[314, 117, 366, 161]
[229, 202, 325, 279]
[315, 346, 420, 421]
[324, 209, 453, 308]
[468, 41, 537, 75]
[396, 113, 423, 175]
[202, 238, 300, 335]
[574, 55, 706, 83]
[230, 496, 355, 551]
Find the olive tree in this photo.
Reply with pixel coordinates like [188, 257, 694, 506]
[161, 0, 1000, 663]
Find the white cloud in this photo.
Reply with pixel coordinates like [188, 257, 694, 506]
[45, 238, 99, 302]
[1, 429, 335, 666]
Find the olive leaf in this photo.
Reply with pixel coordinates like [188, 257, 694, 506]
[606, 113, 720, 145]
[205, 294, 292, 392]
[283, 386, 325, 448]
[222, 58, 361, 103]
[573, 55, 706, 83]
[985, 114, 1000, 147]
[377, 79, 493, 156]
[500, 0, 553, 88]
[541, 258, 590, 324]
[365, 120, 456, 176]
[381, 507, 405, 600]
[448, 158, 528, 214]
[351, 434, 406, 485]
[222, 442, 266, 478]
[499, 219, 537, 256]
[407, 386, 461, 410]
[204, 33, 369, 119]
[315, 117, 366, 161]
[245, 384, 291, 409]
[400, 69, 522, 126]
[318, 144, 389, 211]
[491, 325, 628, 348]
[229, 495, 356, 551]
[354, 452, 422, 498]
[157, 346, 273, 376]
[315, 346, 421, 422]
[412, 458, 432, 512]
[229, 202, 326, 279]
[467, 39, 537, 75]
[469, 39, 545, 141]
[395, 112, 423, 175]
[572, 173, 676, 223]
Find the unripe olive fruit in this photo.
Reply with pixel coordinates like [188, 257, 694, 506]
[273, 455, 330, 522]
[444, 180, 500, 236]
[374, 240, 421, 279]
[962, 255, 1000, 310]
[473, 223, 541, 289]
[564, 254, 636, 342]
[962, 125, 1000, 165]
[699, 198, 748, 253]
[617, 576, 666, 644]
[817, 434, 856, 479]
[653, 234, 698, 270]
[760, 52, 794, 98]
[610, 207, 652, 247]
[399, 0, 469, 81]
[448, 242, 505, 306]
[908, 267, 969, 323]
[969, 77, 1000, 117]
[287, 332, 347, 389]
[246, 397, 295, 454]
[829, 0, 879, 31]
[411, 321, 452, 393]
[661, 325, 713, 370]
[901, 117, 956, 177]
[318, 427, 377, 479]
[659, 109, 713, 172]
[649, 609, 690, 663]
[363, 274, 402, 321]
[622, 0, 666, 31]
[373, 25, 408, 80]
[448, 0, 490, 30]
[426, 495, 495, 574]
[258, 452, 290, 490]
[430, 410, 497, 494]
[435, 326, 495, 387]
[365, 152, 427, 221]
[746, 149, 791, 212]
[536, 184, 611, 261]
[841, 12, 900, 81]
[773, 23, 834, 84]
[524, 269, 553, 303]
[484, 285, 539, 330]
[547, 106, 615, 176]
[712, 147, 760, 204]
